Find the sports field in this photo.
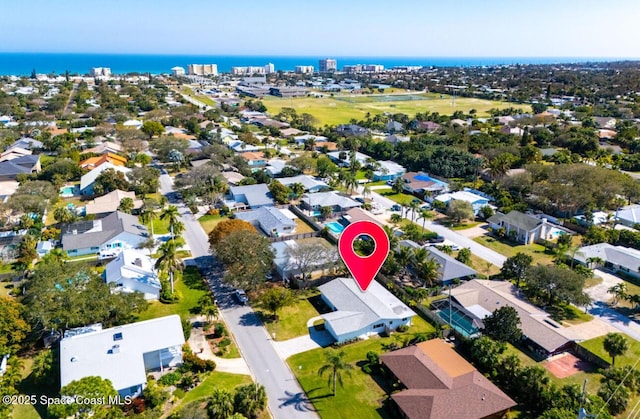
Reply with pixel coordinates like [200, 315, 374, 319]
[262, 92, 528, 126]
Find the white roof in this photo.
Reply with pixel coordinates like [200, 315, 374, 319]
[105, 249, 161, 289]
[60, 315, 184, 392]
[278, 175, 327, 191]
[436, 190, 487, 204]
[375, 160, 406, 175]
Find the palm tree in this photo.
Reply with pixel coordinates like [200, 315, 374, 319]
[155, 240, 183, 294]
[390, 213, 402, 226]
[603, 333, 629, 367]
[607, 283, 628, 306]
[408, 200, 420, 223]
[289, 182, 305, 201]
[161, 205, 181, 239]
[383, 225, 399, 250]
[140, 207, 158, 237]
[419, 208, 433, 233]
[362, 184, 371, 200]
[395, 246, 413, 278]
[413, 250, 441, 288]
[317, 350, 353, 396]
[343, 172, 358, 194]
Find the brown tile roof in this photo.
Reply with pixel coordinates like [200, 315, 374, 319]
[381, 339, 516, 419]
[240, 151, 265, 161]
[79, 153, 127, 169]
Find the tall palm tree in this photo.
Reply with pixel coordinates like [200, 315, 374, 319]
[419, 208, 433, 232]
[161, 205, 181, 239]
[342, 172, 359, 195]
[155, 240, 183, 294]
[408, 200, 420, 223]
[395, 246, 413, 278]
[362, 184, 371, 200]
[383, 225, 399, 250]
[413, 249, 441, 288]
[317, 350, 353, 396]
[140, 207, 158, 237]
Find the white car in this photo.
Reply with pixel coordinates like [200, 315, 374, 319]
[234, 289, 248, 305]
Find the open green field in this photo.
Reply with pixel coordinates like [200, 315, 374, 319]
[580, 333, 640, 368]
[262, 92, 528, 126]
[256, 290, 322, 341]
[474, 235, 555, 265]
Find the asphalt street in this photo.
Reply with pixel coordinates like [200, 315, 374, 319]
[159, 173, 318, 419]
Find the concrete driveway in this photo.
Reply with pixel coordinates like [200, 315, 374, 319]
[584, 269, 622, 303]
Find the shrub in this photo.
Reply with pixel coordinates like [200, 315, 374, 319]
[173, 389, 186, 399]
[158, 372, 181, 386]
[181, 352, 216, 373]
[219, 338, 231, 348]
[214, 322, 227, 338]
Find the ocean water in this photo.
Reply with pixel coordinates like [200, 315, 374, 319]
[0, 53, 624, 76]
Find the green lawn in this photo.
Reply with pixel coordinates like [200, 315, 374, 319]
[449, 221, 483, 230]
[147, 216, 171, 235]
[262, 93, 528, 126]
[137, 266, 208, 321]
[580, 333, 640, 368]
[376, 189, 416, 206]
[198, 214, 227, 234]
[287, 318, 434, 419]
[546, 303, 593, 325]
[180, 371, 253, 405]
[473, 235, 555, 265]
[256, 290, 322, 341]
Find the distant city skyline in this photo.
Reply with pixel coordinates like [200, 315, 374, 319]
[2, 0, 640, 58]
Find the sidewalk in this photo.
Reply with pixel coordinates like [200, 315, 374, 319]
[187, 316, 251, 375]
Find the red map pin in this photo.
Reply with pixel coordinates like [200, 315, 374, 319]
[338, 220, 390, 292]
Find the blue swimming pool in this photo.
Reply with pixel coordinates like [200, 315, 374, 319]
[414, 174, 448, 187]
[60, 186, 77, 196]
[326, 221, 345, 234]
[433, 300, 480, 338]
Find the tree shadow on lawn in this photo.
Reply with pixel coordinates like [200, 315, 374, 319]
[307, 295, 332, 314]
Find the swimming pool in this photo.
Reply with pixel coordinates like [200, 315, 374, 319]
[414, 174, 449, 187]
[326, 221, 345, 234]
[60, 186, 77, 196]
[433, 300, 480, 338]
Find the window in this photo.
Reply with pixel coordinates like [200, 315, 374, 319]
[373, 323, 384, 329]
[113, 332, 123, 341]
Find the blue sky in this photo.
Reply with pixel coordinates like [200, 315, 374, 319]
[2, 0, 640, 57]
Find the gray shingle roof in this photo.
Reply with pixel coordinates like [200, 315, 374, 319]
[319, 277, 415, 336]
[488, 210, 541, 232]
[229, 184, 274, 208]
[301, 192, 360, 210]
[235, 207, 295, 234]
[62, 211, 148, 250]
[575, 243, 640, 273]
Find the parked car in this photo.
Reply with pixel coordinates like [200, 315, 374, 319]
[420, 203, 432, 210]
[426, 235, 445, 244]
[391, 204, 402, 211]
[234, 289, 248, 305]
[411, 198, 423, 205]
[354, 196, 365, 204]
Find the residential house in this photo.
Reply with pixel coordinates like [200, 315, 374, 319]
[386, 120, 404, 134]
[85, 141, 124, 155]
[105, 250, 161, 300]
[383, 134, 411, 145]
[0, 146, 32, 161]
[80, 163, 131, 195]
[446, 280, 573, 358]
[499, 126, 525, 136]
[265, 159, 287, 177]
[122, 119, 143, 129]
[327, 150, 370, 167]
[594, 117, 617, 130]
[85, 189, 143, 216]
[61, 211, 149, 259]
[373, 160, 406, 181]
[381, 339, 516, 419]
[36, 240, 55, 258]
[228, 184, 274, 209]
[399, 240, 476, 284]
[278, 175, 328, 193]
[241, 152, 268, 169]
[341, 208, 381, 226]
[487, 211, 571, 244]
[235, 206, 296, 237]
[79, 153, 127, 170]
[408, 120, 441, 132]
[60, 315, 184, 397]
[221, 171, 246, 186]
[280, 127, 304, 137]
[8, 137, 43, 151]
[435, 190, 489, 215]
[300, 192, 360, 215]
[318, 277, 416, 343]
[293, 134, 328, 147]
[574, 243, 640, 280]
[0, 155, 41, 181]
[335, 124, 368, 137]
[615, 204, 640, 228]
[401, 172, 449, 195]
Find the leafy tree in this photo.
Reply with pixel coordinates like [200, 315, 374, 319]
[31, 349, 58, 387]
[268, 180, 291, 204]
[53, 206, 77, 223]
[447, 200, 474, 223]
[93, 168, 130, 196]
[160, 205, 182, 238]
[48, 376, 120, 418]
[150, 136, 188, 163]
[482, 306, 522, 343]
[0, 357, 25, 418]
[598, 380, 630, 416]
[7, 180, 57, 214]
[501, 252, 533, 286]
[317, 350, 353, 396]
[468, 336, 506, 378]
[392, 177, 404, 194]
[479, 205, 494, 220]
[320, 206, 332, 220]
[455, 247, 471, 265]
[118, 197, 134, 214]
[0, 297, 29, 356]
[260, 287, 293, 321]
[603, 333, 628, 367]
[16, 234, 38, 268]
[207, 388, 234, 419]
[214, 230, 274, 291]
[524, 264, 588, 306]
[208, 219, 256, 249]
[128, 166, 160, 196]
[233, 384, 267, 418]
[284, 242, 335, 287]
[141, 120, 165, 138]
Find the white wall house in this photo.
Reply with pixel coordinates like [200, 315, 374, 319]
[105, 250, 161, 300]
[318, 277, 415, 343]
[61, 211, 149, 259]
[60, 315, 184, 397]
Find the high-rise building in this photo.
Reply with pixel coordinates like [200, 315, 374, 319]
[90, 67, 111, 77]
[295, 65, 314, 74]
[264, 63, 275, 74]
[364, 64, 384, 72]
[171, 67, 185, 76]
[319, 58, 337, 72]
[343, 64, 363, 73]
[187, 64, 218, 76]
[231, 66, 266, 75]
